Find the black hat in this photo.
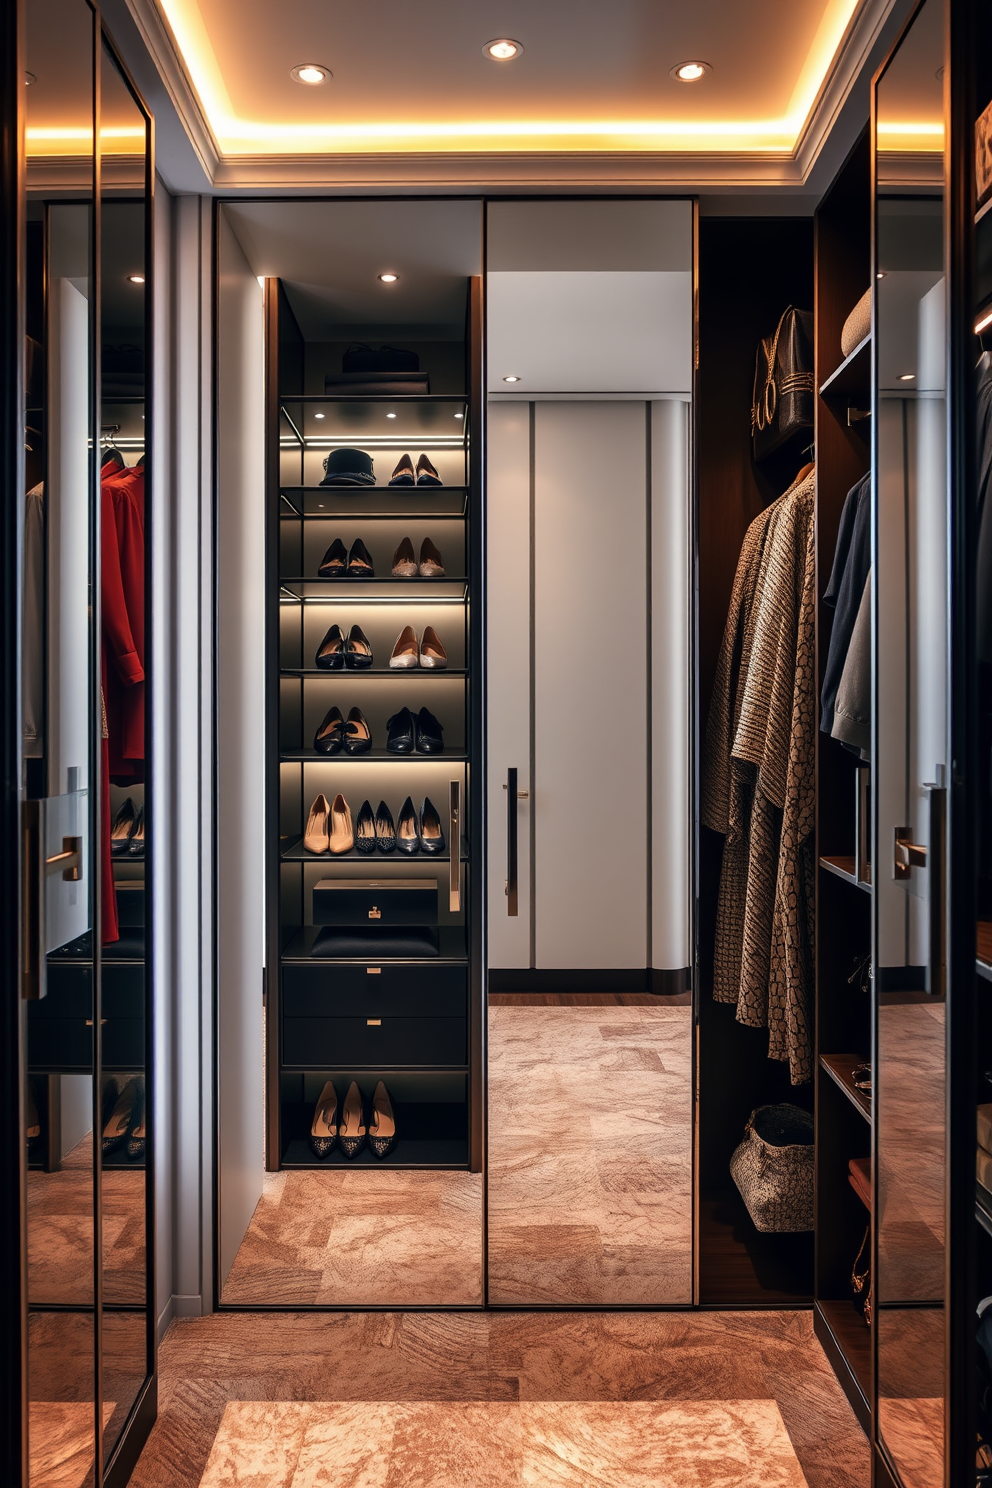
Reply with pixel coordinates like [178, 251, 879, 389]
[320, 448, 375, 487]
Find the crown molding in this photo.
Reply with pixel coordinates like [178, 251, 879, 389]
[123, 0, 219, 182]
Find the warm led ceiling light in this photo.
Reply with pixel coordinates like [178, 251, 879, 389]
[314, 412, 325, 419]
[503, 375, 520, 383]
[290, 64, 330, 85]
[671, 61, 710, 82]
[378, 272, 399, 283]
[386, 412, 397, 419]
[898, 372, 916, 381]
[484, 39, 523, 61]
[126, 274, 145, 284]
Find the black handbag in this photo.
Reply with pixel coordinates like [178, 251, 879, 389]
[751, 307, 814, 461]
[342, 343, 420, 374]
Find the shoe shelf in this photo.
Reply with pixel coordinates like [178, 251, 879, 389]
[280, 924, 468, 963]
[280, 489, 470, 519]
[281, 667, 467, 678]
[819, 1053, 872, 1123]
[279, 578, 467, 601]
[280, 835, 469, 863]
[819, 854, 872, 891]
[279, 750, 468, 763]
[280, 1137, 469, 1170]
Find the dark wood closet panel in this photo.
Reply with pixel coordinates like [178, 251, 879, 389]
[696, 216, 815, 1305]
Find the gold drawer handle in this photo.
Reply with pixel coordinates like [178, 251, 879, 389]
[84, 1019, 108, 1026]
[366, 967, 381, 975]
[368, 907, 381, 919]
[367, 1018, 381, 1026]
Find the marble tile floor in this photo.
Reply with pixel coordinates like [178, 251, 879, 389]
[487, 1004, 693, 1305]
[198, 1398, 809, 1487]
[28, 1402, 115, 1488]
[129, 1309, 870, 1488]
[28, 1134, 146, 1306]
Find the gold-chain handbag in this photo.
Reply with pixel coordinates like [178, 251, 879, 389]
[751, 306, 815, 462]
[852, 1223, 872, 1326]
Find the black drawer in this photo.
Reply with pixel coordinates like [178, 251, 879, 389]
[313, 877, 438, 927]
[28, 1018, 93, 1072]
[282, 962, 466, 1018]
[102, 963, 145, 1016]
[282, 1016, 466, 1068]
[103, 1018, 145, 1069]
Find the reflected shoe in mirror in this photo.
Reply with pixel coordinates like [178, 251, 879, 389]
[347, 538, 374, 578]
[389, 625, 419, 668]
[339, 1080, 366, 1158]
[127, 1117, 146, 1164]
[416, 707, 444, 753]
[329, 793, 355, 854]
[317, 538, 347, 577]
[391, 537, 417, 577]
[111, 797, 136, 855]
[375, 800, 396, 852]
[344, 623, 373, 669]
[420, 796, 446, 855]
[418, 538, 444, 577]
[314, 705, 345, 755]
[369, 1080, 397, 1159]
[397, 796, 420, 855]
[343, 707, 371, 756]
[355, 800, 376, 855]
[102, 1078, 139, 1155]
[420, 625, 446, 669]
[315, 623, 347, 670]
[128, 803, 145, 858]
[416, 453, 443, 486]
[386, 706, 416, 753]
[304, 793, 331, 853]
[310, 1079, 338, 1159]
[388, 453, 415, 486]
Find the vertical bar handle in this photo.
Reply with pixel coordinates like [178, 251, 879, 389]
[924, 782, 946, 997]
[505, 767, 518, 917]
[22, 800, 45, 1000]
[449, 780, 461, 913]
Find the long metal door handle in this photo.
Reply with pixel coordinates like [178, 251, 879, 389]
[449, 780, 461, 913]
[505, 767, 518, 916]
[22, 801, 45, 1000]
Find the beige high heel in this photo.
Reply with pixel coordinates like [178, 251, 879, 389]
[303, 793, 331, 853]
[328, 793, 354, 854]
[390, 625, 419, 668]
[419, 625, 447, 669]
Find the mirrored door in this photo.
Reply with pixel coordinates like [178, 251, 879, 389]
[874, 4, 948, 1481]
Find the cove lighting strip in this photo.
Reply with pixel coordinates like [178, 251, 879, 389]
[279, 437, 466, 449]
[157, 0, 860, 157]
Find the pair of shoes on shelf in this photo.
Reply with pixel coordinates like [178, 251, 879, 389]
[388, 453, 442, 488]
[354, 799, 398, 853]
[318, 538, 373, 578]
[111, 797, 145, 857]
[386, 706, 443, 754]
[310, 1079, 397, 1159]
[304, 793, 354, 854]
[315, 623, 373, 670]
[102, 1076, 145, 1161]
[313, 706, 371, 755]
[391, 536, 443, 577]
[395, 795, 445, 855]
[390, 625, 446, 669]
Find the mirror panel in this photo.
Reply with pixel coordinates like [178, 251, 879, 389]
[24, 4, 99, 1484]
[874, 3, 947, 1482]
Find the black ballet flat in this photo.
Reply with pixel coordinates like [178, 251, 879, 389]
[344, 623, 374, 669]
[343, 707, 372, 755]
[317, 538, 347, 577]
[315, 623, 347, 670]
[313, 705, 345, 754]
[416, 706, 444, 754]
[386, 706, 416, 754]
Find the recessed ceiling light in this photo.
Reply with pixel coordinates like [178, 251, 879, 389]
[484, 38, 523, 61]
[503, 375, 520, 383]
[24, 72, 36, 86]
[386, 412, 397, 419]
[290, 64, 330, 85]
[877, 271, 886, 279]
[454, 413, 463, 419]
[378, 272, 399, 284]
[898, 372, 916, 381]
[671, 61, 710, 82]
[314, 412, 325, 419]
[126, 274, 145, 284]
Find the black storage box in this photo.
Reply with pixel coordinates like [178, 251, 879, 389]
[312, 877, 438, 927]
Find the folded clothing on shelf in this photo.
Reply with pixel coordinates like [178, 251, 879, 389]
[324, 371, 430, 396]
[310, 926, 439, 958]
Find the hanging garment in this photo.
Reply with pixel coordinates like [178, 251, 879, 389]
[703, 468, 817, 1084]
[101, 463, 145, 779]
[820, 473, 870, 733]
[831, 570, 871, 760]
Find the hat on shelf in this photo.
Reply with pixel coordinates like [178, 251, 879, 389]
[841, 287, 872, 359]
[319, 448, 376, 487]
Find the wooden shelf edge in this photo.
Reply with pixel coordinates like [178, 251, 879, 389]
[819, 1053, 872, 1123]
[819, 855, 872, 892]
[814, 1301, 872, 1433]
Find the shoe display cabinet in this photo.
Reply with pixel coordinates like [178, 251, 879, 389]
[264, 278, 484, 1171]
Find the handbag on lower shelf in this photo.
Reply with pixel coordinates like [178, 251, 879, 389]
[729, 1103, 814, 1233]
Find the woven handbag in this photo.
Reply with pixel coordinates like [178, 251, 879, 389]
[751, 307, 814, 461]
[729, 1103, 814, 1233]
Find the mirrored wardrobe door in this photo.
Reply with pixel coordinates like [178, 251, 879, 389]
[97, 36, 152, 1470]
[23, 2, 100, 1482]
[873, 2, 948, 1482]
